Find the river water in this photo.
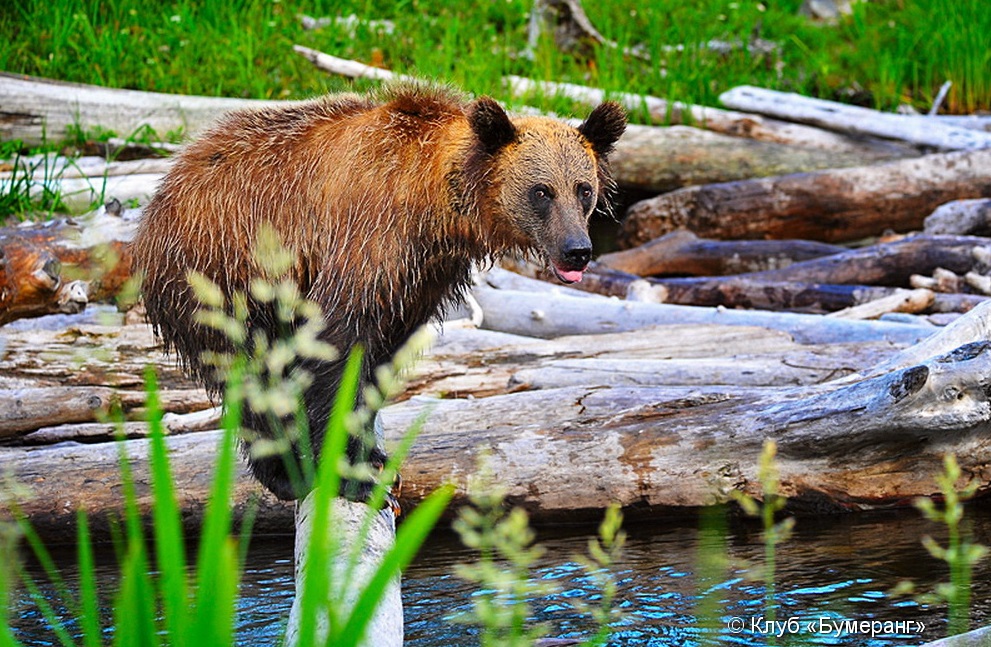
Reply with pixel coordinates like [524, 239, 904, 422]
[11, 505, 991, 646]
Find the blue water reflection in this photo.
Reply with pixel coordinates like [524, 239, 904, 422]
[12, 505, 991, 646]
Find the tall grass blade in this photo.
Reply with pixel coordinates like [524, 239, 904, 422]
[76, 511, 103, 647]
[336, 484, 455, 646]
[295, 348, 365, 646]
[145, 367, 190, 644]
[191, 359, 245, 644]
[111, 538, 160, 647]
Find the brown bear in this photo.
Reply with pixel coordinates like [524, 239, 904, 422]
[132, 84, 626, 501]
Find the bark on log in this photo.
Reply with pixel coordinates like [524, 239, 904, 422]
[924, 199, 991, 236]
[8, 299, 991, 535]
[719, 85, 991, 151]
[0, 205, 138, 325]
[382, 336, 991, 518]
[1, 430, 294, 538]
[610, 124, 886, 193]
[472, 282, 935, 344]
[0, 72, 288, 146]
[577, 265, 985, 316]
[596, 229, 846, 276]
[620, 149, 991, 246]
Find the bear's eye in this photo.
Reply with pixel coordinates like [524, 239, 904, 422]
[529, 184, 555, 206]
[577, 182, 594, 208]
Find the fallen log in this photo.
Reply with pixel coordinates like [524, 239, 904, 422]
[7, 299, 987, 536]
[610, 124, 883, 193]
[577, 266, 985, 315]
[924, 199, 991, 236]
[0, 72, 287, 146]
[0, 203, 138, 325]
[0, 429, 294, 537]
[292, 48, 883, 191]
[472, 281, 935, 344]
[0, 386, 211, 438]
[620, 148, 991, 246]
[382, 327, 991, 517]
[599, 233, 991, 289]
[719, 85, 991, 151]
[596, 229, 845, 276]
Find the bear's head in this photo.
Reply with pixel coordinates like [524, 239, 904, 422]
[467, 97, 626, 283]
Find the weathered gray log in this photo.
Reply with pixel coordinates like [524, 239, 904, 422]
[610, 124, 885, 193]
[0, 386, 211, 437]
[577, 265, 986, 315]
[0, 430, 294, 537]
[286, 495, 402, 647]
[924, 199, 991, 236]
[293, 49, 885, 191]
[0, 72, 288, 146]
[382, 336, 991, 517]
[416, 322, 903, 394]
[7, 300, 991, 534]
[596, 230, 846, 276]
[620, 149, 991, 246]
[0, 321, 196, 391]
[719, 85, 991, 151]
[472, 282, 935, 344]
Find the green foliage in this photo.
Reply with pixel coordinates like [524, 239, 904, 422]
[0, 0, 987, 115]
[452, 467, 623, 646]
[912, 454, 989, 636]
[731, 440, 795, 643]
[0, 230, 449, 646]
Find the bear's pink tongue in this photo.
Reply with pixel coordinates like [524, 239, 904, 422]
[555, 267, 585, 283]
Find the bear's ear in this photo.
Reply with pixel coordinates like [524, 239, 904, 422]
[578, 101, 627, 157]
[467, 96, 517, 154]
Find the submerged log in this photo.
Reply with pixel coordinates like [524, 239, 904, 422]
[286, 495, 402, 647]
[620, 148, 991, 246]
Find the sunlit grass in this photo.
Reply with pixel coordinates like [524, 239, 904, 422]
[0, 0, 987, 115]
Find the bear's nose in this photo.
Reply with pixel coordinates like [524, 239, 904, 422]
[560, 239, 592, 269]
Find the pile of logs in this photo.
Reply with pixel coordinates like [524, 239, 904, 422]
[3, 69, 991, 538]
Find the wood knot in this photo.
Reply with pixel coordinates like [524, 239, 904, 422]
[888, 365, 929, 401]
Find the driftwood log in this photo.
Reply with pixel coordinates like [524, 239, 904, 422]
[293, 47, 891, 191]
[0, 71, 286, 146]
[5, 275, 991, 537]
[620, 148, 991, 246]
[0, 203, 138, 325]
[719, 85, 991, 151]
[577, 265, 984, 316]
[924, 199, 991, 236]
[601, 231, 991, 287]
[596, 229, 845, 276]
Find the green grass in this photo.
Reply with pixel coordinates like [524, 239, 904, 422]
[0, 0, 987, 114]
